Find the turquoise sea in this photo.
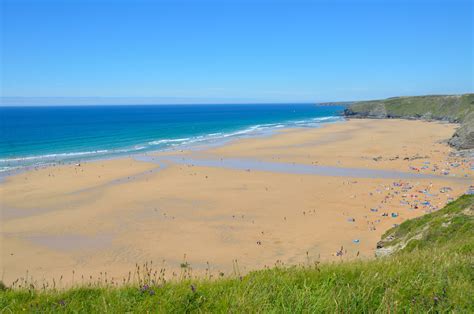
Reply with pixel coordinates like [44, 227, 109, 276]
[0, 104, 345, 172]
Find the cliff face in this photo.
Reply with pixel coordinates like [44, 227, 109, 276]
[448, 112, 474, 150]
[343, 94, 474, 150]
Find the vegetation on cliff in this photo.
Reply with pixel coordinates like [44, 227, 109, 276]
[345, 94, 473, 121]
[344, 94, 474, 149]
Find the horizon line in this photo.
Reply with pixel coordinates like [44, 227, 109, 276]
[1, 93, 472, 106]
[0, 96, 350, 107]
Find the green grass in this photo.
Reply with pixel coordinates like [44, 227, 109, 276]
[379, 194, 474, 252]
[1, 195, 473, 313]
[347, 94, 474, 122]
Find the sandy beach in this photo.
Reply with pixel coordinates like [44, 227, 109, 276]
[1, 119, 472, 285]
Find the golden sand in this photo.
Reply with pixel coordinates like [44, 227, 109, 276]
[1, 119, 472, 285]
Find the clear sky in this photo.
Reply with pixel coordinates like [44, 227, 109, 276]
[1, 0, 473, 104]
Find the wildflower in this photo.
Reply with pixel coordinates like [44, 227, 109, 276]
[140, 284, 150, 293]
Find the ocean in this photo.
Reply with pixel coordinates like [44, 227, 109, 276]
[0, 104, 345, 172]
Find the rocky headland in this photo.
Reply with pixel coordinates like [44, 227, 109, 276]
[343, 94, 474, 150]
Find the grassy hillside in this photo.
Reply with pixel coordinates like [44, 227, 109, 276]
[377, 194, 474, 255]
[1, 195, 473, 312]
[344, 94, 474, 149]
[345, 94, 474, 122]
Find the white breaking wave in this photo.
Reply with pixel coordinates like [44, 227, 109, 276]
[0, 150, 110, 163]
[148, 138, 191, 145]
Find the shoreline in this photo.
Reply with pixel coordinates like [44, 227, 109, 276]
[1, 118, 472, 285]
[0, 115, 345, 180]
[4, 116, 464, 182]
[2, 113, 468, 182]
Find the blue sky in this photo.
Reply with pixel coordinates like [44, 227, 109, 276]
[1, 0, 473, 104]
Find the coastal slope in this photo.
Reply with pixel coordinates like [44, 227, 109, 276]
[343, 94, 474, 149]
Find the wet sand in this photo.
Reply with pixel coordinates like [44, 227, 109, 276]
[1, 119, 472, 285]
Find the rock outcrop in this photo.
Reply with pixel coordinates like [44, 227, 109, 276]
[449, 112, 474, 150]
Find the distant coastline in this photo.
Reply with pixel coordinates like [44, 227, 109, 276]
[344, 93, 474, 150]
